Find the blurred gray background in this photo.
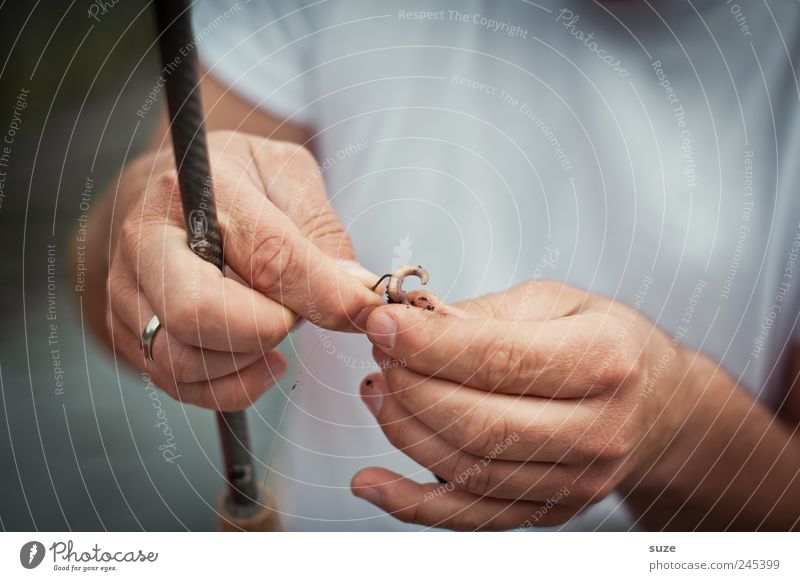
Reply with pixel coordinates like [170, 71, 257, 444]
[0, 1, 289, 531]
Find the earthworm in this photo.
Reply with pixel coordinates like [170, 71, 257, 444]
[371, 264, 430, 305]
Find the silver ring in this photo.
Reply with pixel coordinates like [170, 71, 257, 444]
[141, 314, 161, 362]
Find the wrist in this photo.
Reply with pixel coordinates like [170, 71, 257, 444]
[623, 343, 710, 495]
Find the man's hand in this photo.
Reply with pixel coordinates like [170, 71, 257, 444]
[351, 281, 694, 530]
[104, 131, 381, 410]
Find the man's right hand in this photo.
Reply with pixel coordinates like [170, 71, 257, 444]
[104, 131, 381, 410]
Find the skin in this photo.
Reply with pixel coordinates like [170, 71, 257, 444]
[74, 73, 382, 411]
[385, 265, 430, 305]
[353, 281, 800, 531]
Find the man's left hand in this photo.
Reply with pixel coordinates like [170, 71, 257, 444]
[352, 280, 693, 530]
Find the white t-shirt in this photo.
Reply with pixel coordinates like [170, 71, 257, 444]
[194, 0, 800, 531]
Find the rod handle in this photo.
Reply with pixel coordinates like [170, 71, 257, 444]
[216, 484, 281, 532]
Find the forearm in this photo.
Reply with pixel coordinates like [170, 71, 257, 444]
[624, 349, 800, 530]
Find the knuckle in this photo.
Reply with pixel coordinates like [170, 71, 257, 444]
[213, 370, 265, 411]
[592, 328, 641, 388]
[383, 367, 414, 406]
[479, 335, 528, 390]
[105, 266, 131, 312]
[250, 231, 295, 293]
[456, 409, 508, 457]
[604, 429, 636, 462]
[105, 305, 115, 338]
[572, 473, 616, 505]
[450, 453, 492, 496]
[118, 214, 144, 260]
[187, 290, 219, 328]
[257, 319, 290, 350]
[106, 261, 123, 292]
[153, 170, 180, 199]
[516, 422, 549, 455]
[510, 280, 548, 315]
[316, 292, 353, 330]
[401, 326, 437, 359]
[219, 386, 254, 412]
[583, 426, 634, 464]
[170, 344, 200, 383]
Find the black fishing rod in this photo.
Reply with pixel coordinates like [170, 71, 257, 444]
[153, 0, 277, 531]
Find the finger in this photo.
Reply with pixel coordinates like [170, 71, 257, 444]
[362, 371, 458, 477]
[214, 178, 383, 330]
[377, 357, 592, 463]
[167, 352, 288, 412]
[126, 223, 296, 351]
[351, 467, 577, 530]
[362, 373, 576, 502]
[109, 301, 267, 384]
[108, 299, 288, 409]
[364, 302, 609, 398]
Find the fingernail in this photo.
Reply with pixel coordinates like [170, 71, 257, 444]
[366, 311, 396, 349]
[353, 306, 376, 332]
[353, 484, 383, 506]
[361, 375, 385, 416]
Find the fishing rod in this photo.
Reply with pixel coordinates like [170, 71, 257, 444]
[153, 0, 278, 532]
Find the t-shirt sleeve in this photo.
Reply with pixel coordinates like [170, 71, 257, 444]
[191, 0, 317, 128]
